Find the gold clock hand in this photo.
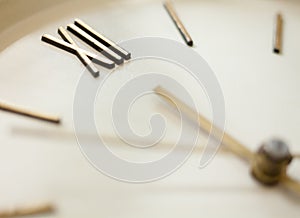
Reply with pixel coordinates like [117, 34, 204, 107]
[280, 174, 300, 194]
[154, 86, 300, 194]
[154, 86, 254, 161]
[0, 101, 60, 124]
[279, 153, 300, 194]
[293, 154, 300, 158]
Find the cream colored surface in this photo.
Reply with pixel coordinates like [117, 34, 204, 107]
[0, 0, 300, 217]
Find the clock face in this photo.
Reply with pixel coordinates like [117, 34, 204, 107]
[0, 0, 300, 217]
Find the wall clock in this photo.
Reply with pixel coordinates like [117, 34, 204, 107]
[0, 0, 299, 217]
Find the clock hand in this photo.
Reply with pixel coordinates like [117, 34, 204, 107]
[154, 86, 300, 194]
[41, 34, 115, 69]
[11, 126, 234, 156]
[0, 203, 54, 218]
[0, 101, 60, 124]
[58, 26, 99, 77]
[293, 154, 300, 158]
[154, 86, 253, 161]
[281, 175, 300, 195]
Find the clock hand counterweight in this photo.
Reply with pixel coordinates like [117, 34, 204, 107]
[0, 101, 60, 124]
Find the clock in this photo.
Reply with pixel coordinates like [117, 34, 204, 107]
[0, 0, 299, 217]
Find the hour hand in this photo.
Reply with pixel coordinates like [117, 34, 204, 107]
[153, 86, 254, 162]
